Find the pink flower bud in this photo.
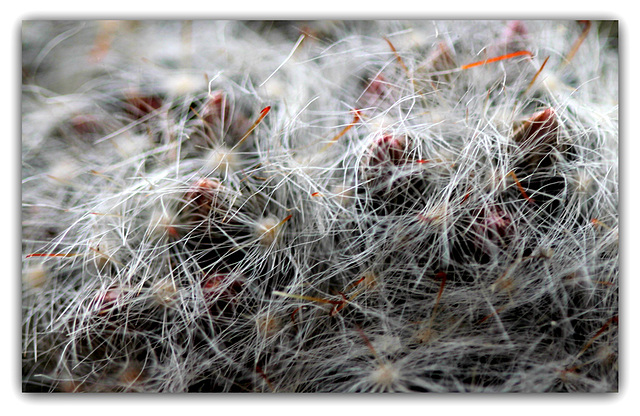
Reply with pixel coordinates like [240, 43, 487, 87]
[512, 107, 562, 169]
[185, 177, 223, 218]
[505, 20, 528, 39]
[93, 287, 123, 315]
[202, 273, 245, 307]
[201, 90, 230, 125]
[69, 114, 102, 135]
[124, 91, 163, 119]
[365, 134, 410, 168]
[472, 206, 513, 256]
[359, 74, 389, 107]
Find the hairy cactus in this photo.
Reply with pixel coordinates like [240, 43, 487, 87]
[22, 20, 618, 393]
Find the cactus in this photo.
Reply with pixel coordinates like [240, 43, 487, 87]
[22, 20, 618, 393]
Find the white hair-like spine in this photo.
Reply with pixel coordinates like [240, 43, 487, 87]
[22, 20, 618, 392]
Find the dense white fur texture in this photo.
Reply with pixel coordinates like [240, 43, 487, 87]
[22, 20, 618, 392]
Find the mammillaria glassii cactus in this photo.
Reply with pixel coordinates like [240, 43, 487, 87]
[22, 20, 618, 393]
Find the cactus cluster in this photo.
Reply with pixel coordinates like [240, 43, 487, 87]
[22, 20, 618, 392]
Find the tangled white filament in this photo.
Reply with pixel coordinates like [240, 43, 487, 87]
[22, 20, 618, 393]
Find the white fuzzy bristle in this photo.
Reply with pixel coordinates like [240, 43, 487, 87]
[22, 263, 49, 289]
[47, 157, 80, 185]
[204, 146, 240, 174]
[255, 215, 283, 246]
[163, 73, 206, 97]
